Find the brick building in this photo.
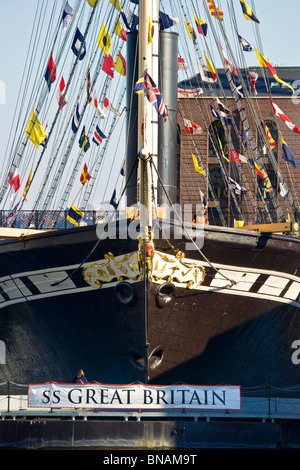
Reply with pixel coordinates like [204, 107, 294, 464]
[177, 66, 300, 227]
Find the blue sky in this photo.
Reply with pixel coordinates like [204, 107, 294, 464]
[0, 0, 299, 208]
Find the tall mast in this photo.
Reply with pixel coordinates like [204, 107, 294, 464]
[138, 0, 159, 238]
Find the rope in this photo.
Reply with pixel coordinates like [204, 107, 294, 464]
[150, 157, 236, 286]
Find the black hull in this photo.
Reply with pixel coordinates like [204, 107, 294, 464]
[0, 221, 300, 389]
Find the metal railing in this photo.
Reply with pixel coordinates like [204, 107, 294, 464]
[0, 210, 123, 230]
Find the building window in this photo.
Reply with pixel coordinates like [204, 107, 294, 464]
[208, 164, 228, 200]
[208, 120, 228, 157]
[257, 120, 278, 159]
[208, 120, 228, 201]
[257, 120, 278, 201]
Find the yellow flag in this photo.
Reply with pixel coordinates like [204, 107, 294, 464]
[87, 0, 100, 6]
[109, 0, 122, 12]
[263, 122, 276, 149]
[184, 21, 196, 42]
[25, 109, 47, 148]
[192, 154, 205, 175]
[97, 23, 112, 56]
[255, 48, 294, 93]
[148, 16, 154, 44]
[217, 133, 229, 162]
[113, 17, 126, 41]
[23, 167, 33, 201]
[114, 50, 126, 76]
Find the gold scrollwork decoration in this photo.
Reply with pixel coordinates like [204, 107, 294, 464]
[82, 251, 142, 288]
[151, 250, 206, 289]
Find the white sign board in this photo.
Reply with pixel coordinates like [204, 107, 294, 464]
[28, 383, 241, 410]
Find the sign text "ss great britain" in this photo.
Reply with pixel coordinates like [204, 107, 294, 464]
[28, 383, 241, 410]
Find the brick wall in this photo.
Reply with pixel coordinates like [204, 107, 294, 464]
[177, 95, 300, 226]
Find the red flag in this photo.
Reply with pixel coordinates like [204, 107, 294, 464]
[220, 43, 237, 76]
[103, 97, 121, 117]
[230, 148, 247, 163]
[102, 54, 115, 78]
[8, 168, 20, 201]
[270, 98, 300, 134]
[57, 76, 67, 109]
[183, 118, 201, 134]
[178, 57, 188, 71]
[249, 71, 258, 95]
[44, 53, 57, 91]
[80, 163, 91, 185]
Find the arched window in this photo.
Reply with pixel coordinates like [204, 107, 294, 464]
[208, 120, 228, 200]
[257, 120, 278, 159]
[256, 120, 278, 200]
[208, 120, 228, 157]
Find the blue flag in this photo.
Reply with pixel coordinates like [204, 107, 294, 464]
[121, 9, 139, 31]
[110, 188, 118, 209]
[159, 11, 179, 30]
[281, 135, 297, 168]
[72, 103, 80, 133]
[78, 125, 90, 152]
[238, 34, 254, 52]
[71, 27, 86, 60]
[92, 125, 106, 145]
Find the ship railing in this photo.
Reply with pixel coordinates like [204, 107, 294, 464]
[0, 210, 126, 230]
[1, 381, 300, 421]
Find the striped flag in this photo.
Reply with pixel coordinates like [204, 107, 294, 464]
[67, 204, 84, 226]
[207, 0, 224, 20]
[177, 87, 203, 98]
[240, 0, 260, 23]
[92, 125, 106, 145]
